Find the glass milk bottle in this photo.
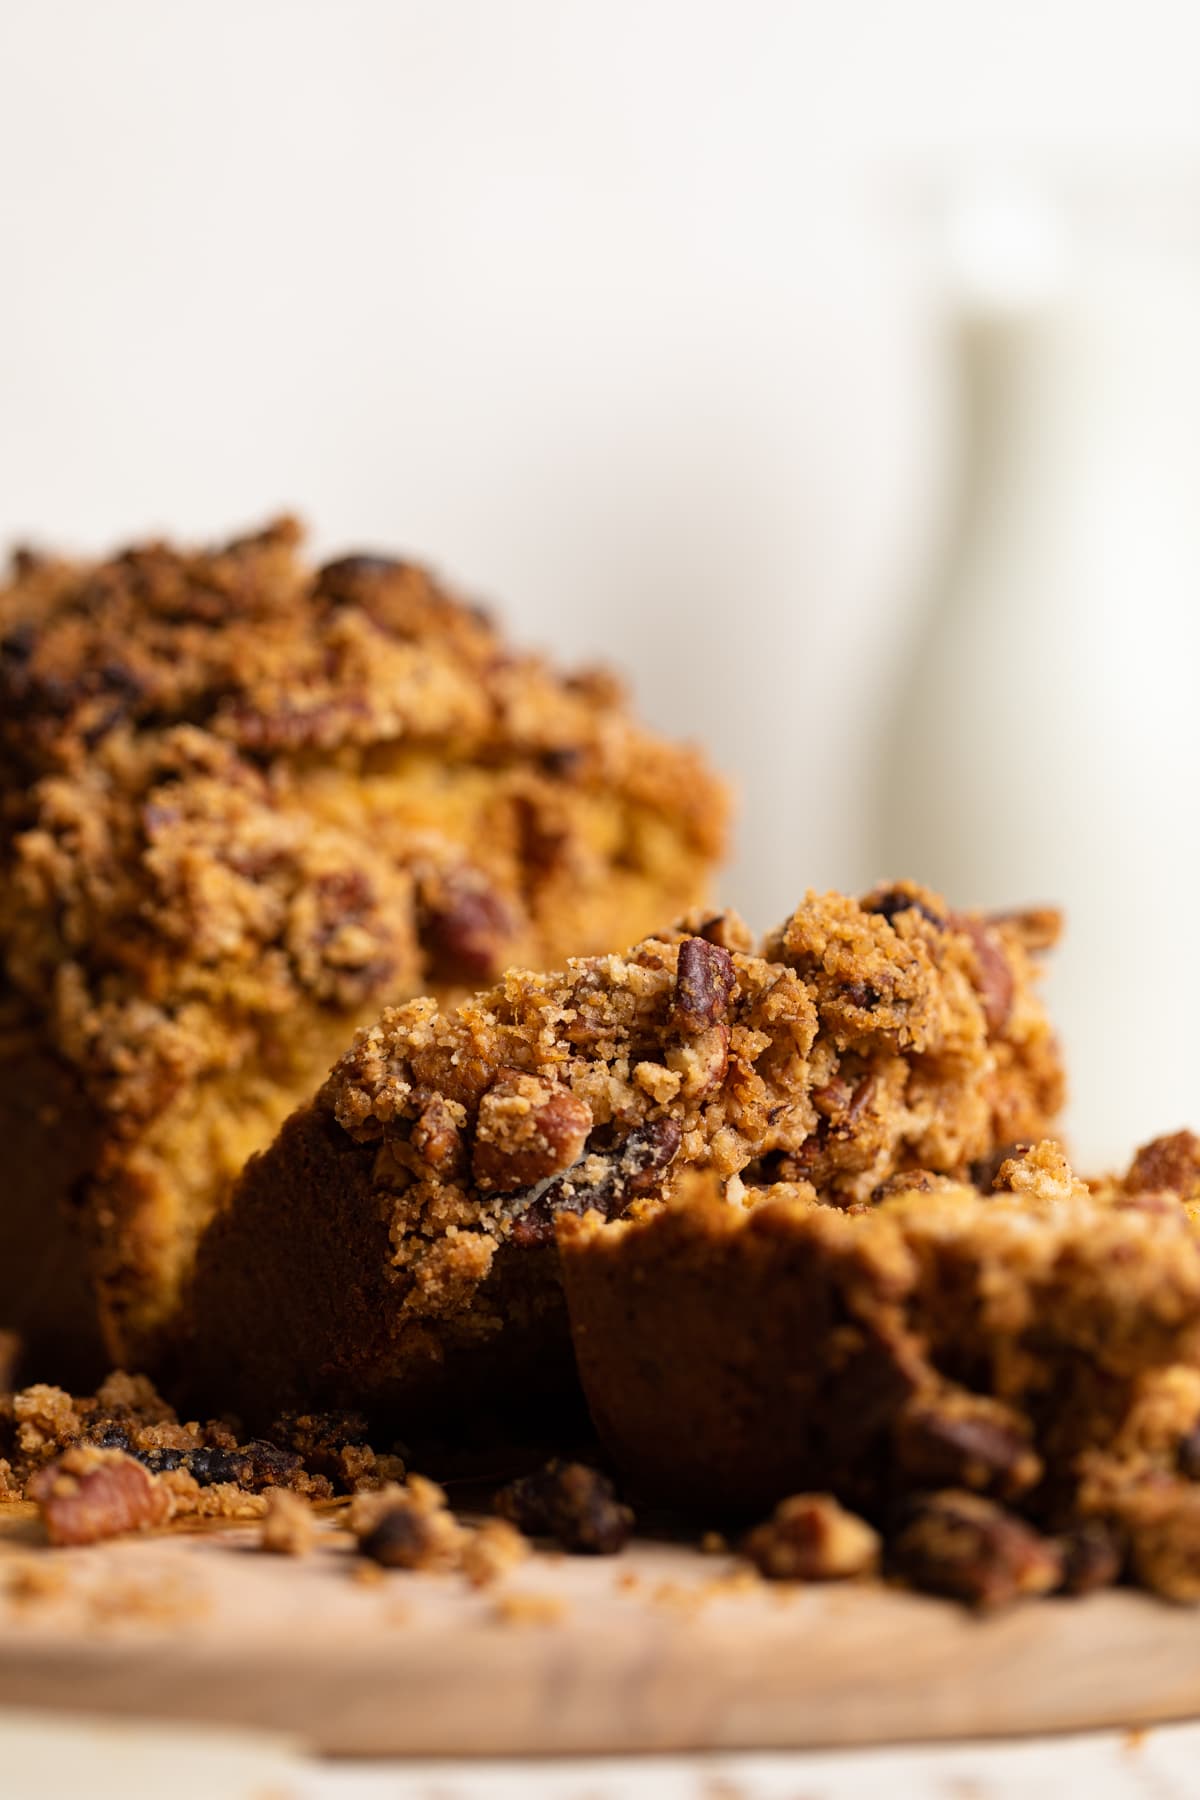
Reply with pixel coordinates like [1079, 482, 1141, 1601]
[875, 186, 1200, 1168]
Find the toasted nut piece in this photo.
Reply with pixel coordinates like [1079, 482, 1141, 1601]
[472, 1072, 593, 1194]
[743, 1494, 880, 1581]
[953, 915, 1015, 1035]
[891, 1490, 1062, 1609]
[893, 1392, 1042, 1501]
[29, 1446, 172, 1546]
[672, 937, 736, 1034]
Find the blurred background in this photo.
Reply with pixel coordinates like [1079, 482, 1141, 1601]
[3, 0, 1199, 1165]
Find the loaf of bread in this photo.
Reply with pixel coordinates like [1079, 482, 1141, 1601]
[0, 517, 726, 1381]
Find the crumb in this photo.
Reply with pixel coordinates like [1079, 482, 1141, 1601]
[460, 1518, 529, 1588]
[490, 1591, 566, 1627]
[353, 1474, 465, 1572]
[3, 1555, 67, 1606]
[260, 1488, 315, 1556]
[700, 1531, 728, 1554]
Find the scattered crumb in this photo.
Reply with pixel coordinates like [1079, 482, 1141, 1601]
[260, 1488, 315, 1556]
[353, 1560, 386, 1588]
[615, 1569, 640, 1592]
[700, 1531, 728, 1555]
[84, 1571, 209, 1630]
[460, 1518, 528, 1588]
[353, 1475, 465, 1572]
[490, 1590, 567, 1627]
[3, 1555, 67, 1607]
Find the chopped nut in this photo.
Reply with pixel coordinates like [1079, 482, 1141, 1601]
[29, 1446, 172, 1546]
[260, 1488, 316, 1556]
[472, 1071, 592, 1193]
[671, 936, 736, 1034]
[507, 1118, 681, 1246]
[665, 1024, 730, 1099]
[460, 1518, 529, 1588]
[953, 916, 1015, 1035]
[495, 1460, 634, 1554]
[419, 871, 515, 984]
[411, 1091, 468, 1180]
[890, 1491, 1063, 1609]
[893, 1392, 1042, 1501]
[742, 1494, 880, 1582]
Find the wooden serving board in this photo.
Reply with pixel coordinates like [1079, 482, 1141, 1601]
[0, 1504, 1198, 1758]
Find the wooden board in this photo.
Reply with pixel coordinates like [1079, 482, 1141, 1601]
[0, 1506, 1199, 1758]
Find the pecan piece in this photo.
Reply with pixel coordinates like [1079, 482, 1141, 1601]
[29, 1447, 172, 1546]
[411, 1091, 467, 1180]
[893, 1393, 1042, 1501]
[507, 1117, 682, 1245]
[743, 1494, 880, 1581]
[890, 1491, 1062, 1609]
[472, 1072, 593, 1194]
[419, 873, 515, 985]
[671, 937, 736, 1033]
[260, 1489, 316, 1556]
[495, 1460, 633, 1555]
[953, 915, 1016, 1035]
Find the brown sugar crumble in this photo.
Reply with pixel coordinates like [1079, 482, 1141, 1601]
[0, 1370, 410, 1546]
[260, 1488, 316, 1556]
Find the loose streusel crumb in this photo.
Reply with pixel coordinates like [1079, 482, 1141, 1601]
[353, 1475, 465, 1572]
[460, 1518, 529, 1588]
[490, 1591, 567, 1627]
[3, 1554, 67, 1606]
[260, 1488, 316, 1556]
